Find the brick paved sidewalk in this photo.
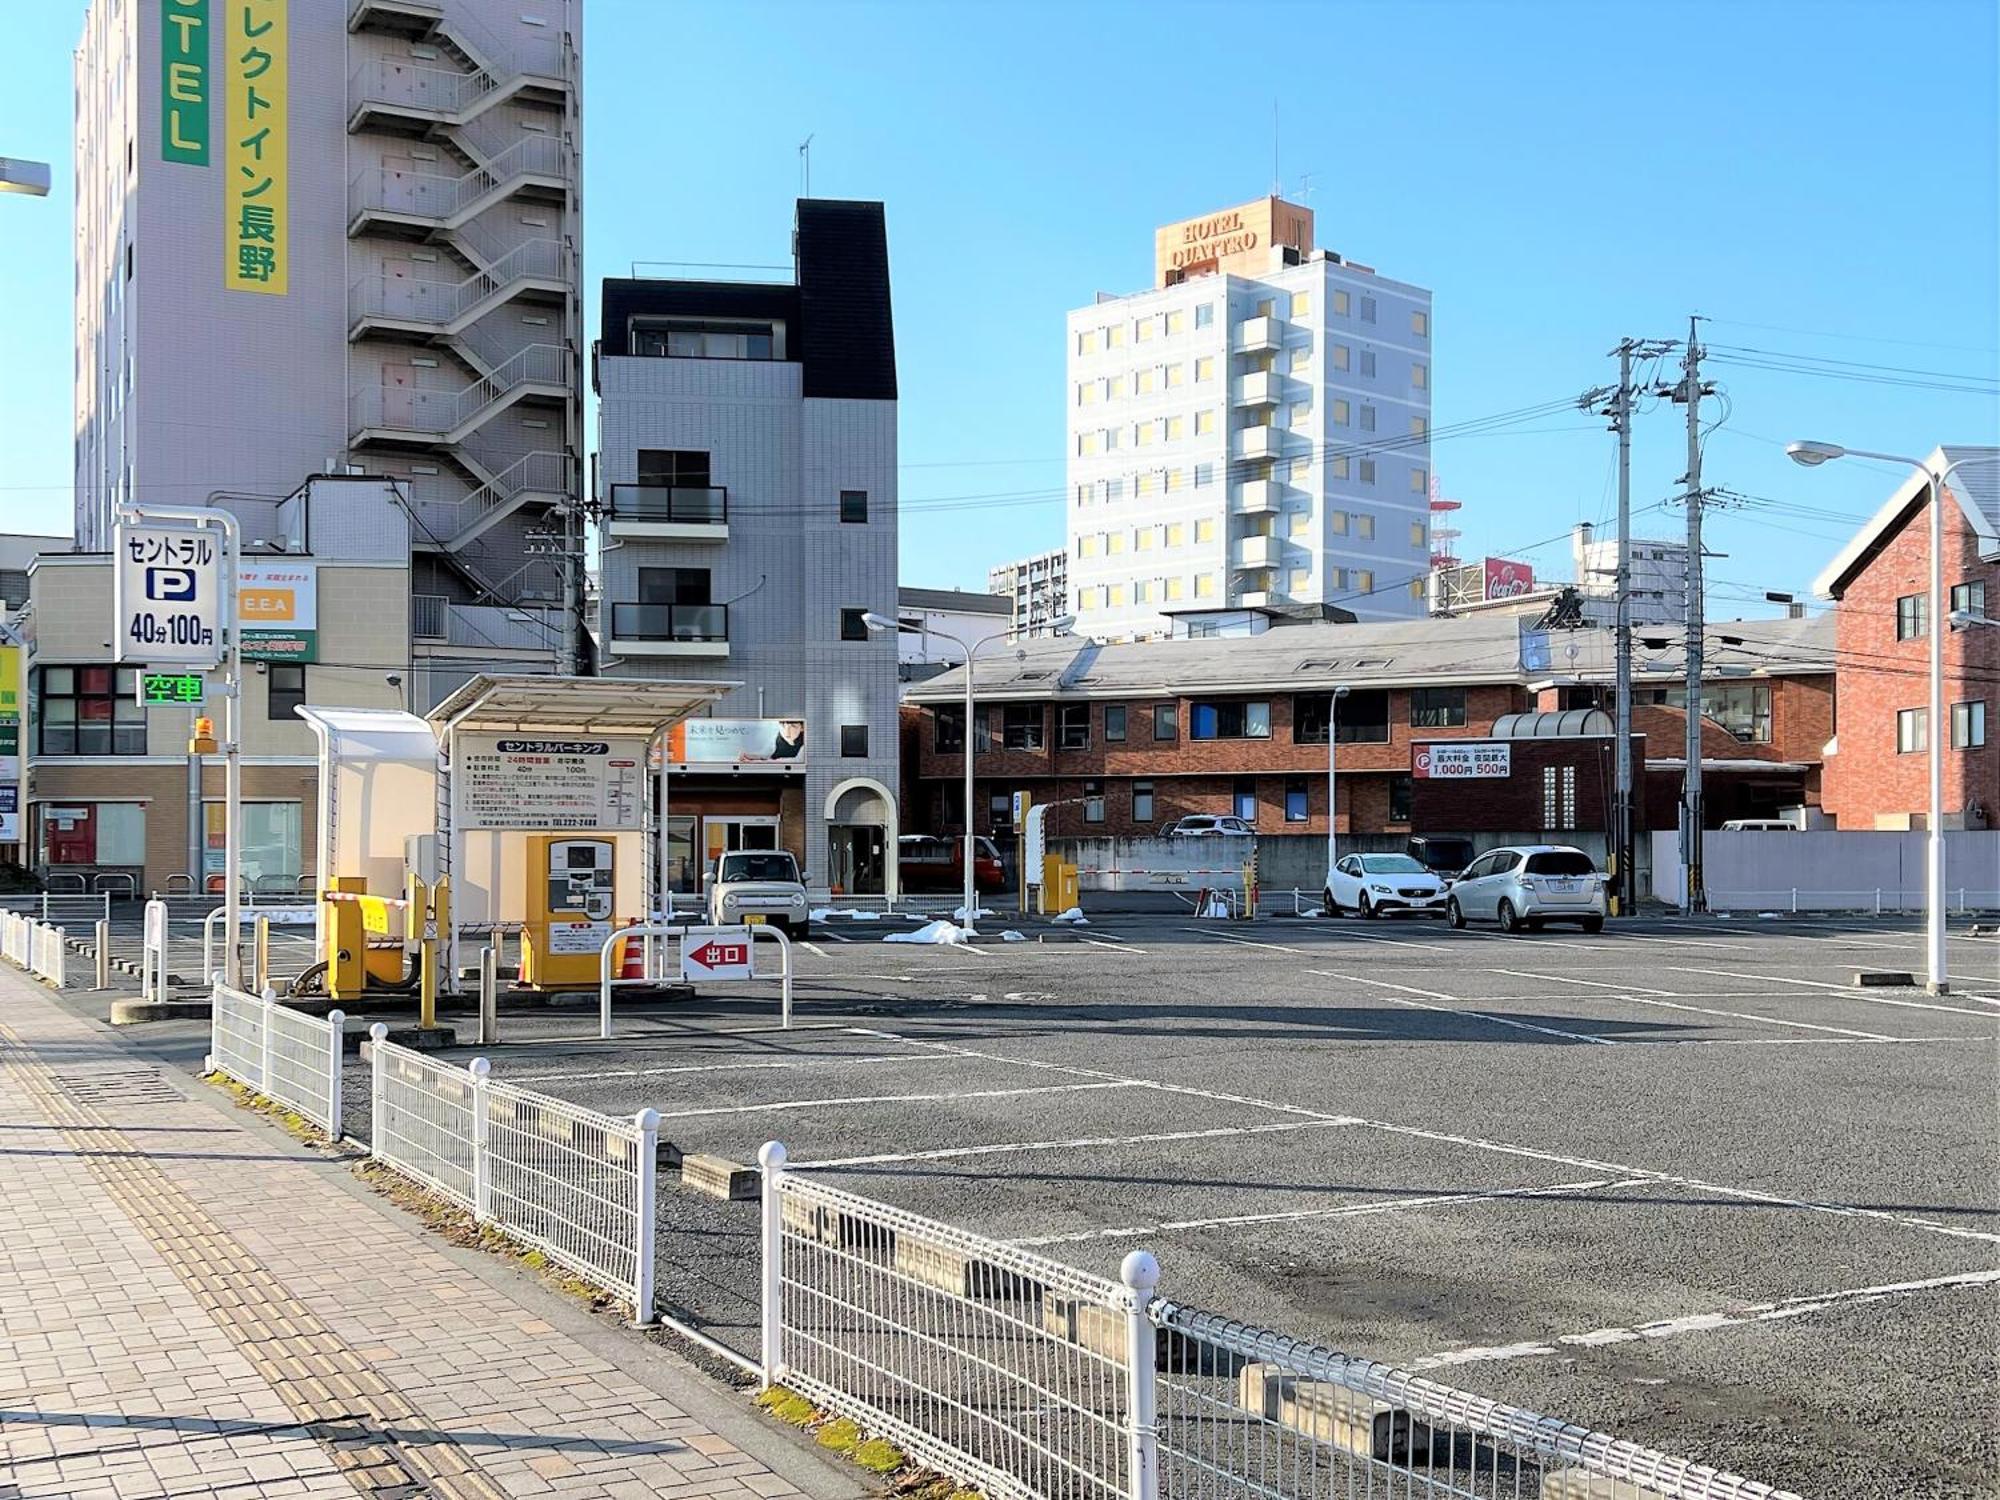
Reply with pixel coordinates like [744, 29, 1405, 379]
[0, 966, 856, 1500]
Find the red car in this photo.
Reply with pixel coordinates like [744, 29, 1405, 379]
[898, 835, 1006, 894]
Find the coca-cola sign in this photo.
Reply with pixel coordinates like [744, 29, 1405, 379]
[1483, 557, 1536, 598]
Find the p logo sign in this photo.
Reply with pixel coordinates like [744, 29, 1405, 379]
[146, 567, 198, 602]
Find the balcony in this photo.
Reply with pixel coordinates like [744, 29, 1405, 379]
[1234, 478, 1285, 514]
[1232, 426, 1287, 461]
[1234, 316, 1280, 353]
[605, 484, 728, 541]
[1233, 371, 1283, 406]
[608, 602, 729, 658]
[1233, 535, 1282, 569]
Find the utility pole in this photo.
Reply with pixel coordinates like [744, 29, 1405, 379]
[1668, 317, 1713, 915]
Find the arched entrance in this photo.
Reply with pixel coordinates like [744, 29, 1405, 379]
[823, 777, 899, 898]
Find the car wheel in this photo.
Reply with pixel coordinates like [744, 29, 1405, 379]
[1446, 897, 1465, 930]
[1359, 893, 1378, 920]
[1582, 915, 1605, 934]
[1497, 899, 1522, 934]
[1321, 887, 1338, 918]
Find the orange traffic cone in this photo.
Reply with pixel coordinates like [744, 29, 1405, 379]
[616, 918, 646, 982]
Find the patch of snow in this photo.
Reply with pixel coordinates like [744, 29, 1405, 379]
[952, 905, 996, 921]
[811, 907, 882, 922]
[883, 920, 970, 946]
[1001, 930, 1028, 943]
[1052, 907, 1090, 925]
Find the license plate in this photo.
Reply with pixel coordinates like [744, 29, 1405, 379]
[1548, 880, 1581, 894]
[743, 913, 767, 925]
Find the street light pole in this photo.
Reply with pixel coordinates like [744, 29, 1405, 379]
[1787, 442, 1997, 995]
[1324, 685, 1349, 881]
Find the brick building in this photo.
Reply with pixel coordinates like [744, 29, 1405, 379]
[1814, 446, 1999, 830]
[903, 612, 1832, 843]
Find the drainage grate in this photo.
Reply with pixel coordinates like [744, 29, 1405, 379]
[52, 1065, 185, 1107]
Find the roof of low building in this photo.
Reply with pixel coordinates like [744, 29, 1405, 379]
[1811, 444, 2000, 599]
[902, 611, 1832, 703]
[898, 586, 1011, 615]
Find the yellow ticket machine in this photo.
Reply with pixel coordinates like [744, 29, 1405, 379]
[520, 835, 617, 988]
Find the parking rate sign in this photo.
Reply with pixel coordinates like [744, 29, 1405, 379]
[115, 526, 222, 667]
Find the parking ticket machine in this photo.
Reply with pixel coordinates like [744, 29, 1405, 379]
[520, 835, 617, 988]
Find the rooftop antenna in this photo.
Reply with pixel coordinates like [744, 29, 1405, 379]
[798, 133, 814, 199]
[1271, 100, 1280, 195]
[1295, 171, 1315, 205]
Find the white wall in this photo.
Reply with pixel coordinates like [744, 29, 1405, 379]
[1650, 829, 2000, 911]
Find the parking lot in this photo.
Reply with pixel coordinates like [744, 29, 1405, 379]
[58, 906, 2000, 1496]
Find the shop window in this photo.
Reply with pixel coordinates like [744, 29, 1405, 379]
[203, 801, 302, 892]
[36, 666, 145, 755]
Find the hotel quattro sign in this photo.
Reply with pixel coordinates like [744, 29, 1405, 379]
[1167, 210, 1261, 271]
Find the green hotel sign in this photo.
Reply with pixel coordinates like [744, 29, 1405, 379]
[161, 0, 210, 165]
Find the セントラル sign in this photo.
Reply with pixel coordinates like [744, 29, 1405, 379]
[457, 736, 648, 831]
[1413, 742, 1512, 780]
[224, 0, 286, 294]
[113, 527, 222, 667]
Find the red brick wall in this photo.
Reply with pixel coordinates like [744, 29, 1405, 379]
[1820, 490, 1999, 829]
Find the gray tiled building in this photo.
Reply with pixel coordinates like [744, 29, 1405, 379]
[593, 201, 902, 895]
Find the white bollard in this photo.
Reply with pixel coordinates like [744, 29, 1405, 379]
[469, 1056, 492, 1222]
[326, 1009, 346, 1139]
[1122, 1250, 1161, 1500]
[632, 1108, 660, 1328]
[758, 1140, 788, 1386]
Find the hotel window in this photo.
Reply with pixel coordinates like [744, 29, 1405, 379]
[1951, 581, 1986, 617]
[1359, 350, 1377, 378]
[1331, 455, 1350, 480]
[1289, 568, 1312, 593]
[1332, 290, 1350, 316]
[1292, 291, 1311, 318]
[1132, 779, 1156, 820]
[1105, 477, 1125, 501]
[1074, 484, 1091, 507]
[1356, 514, 1375, 540]
[1411, 520, 1428, 547]
[37, 666, 146, 755]
[1077, 329, 1098, 355]
[1360, 406, 1377, 433]
[1952, 701, 1987, 749]
[1412, 362, 1428, 390]
[1078, 534, 1100, 558]
[1134, 579, 1153, 603]
[1332, 399, 1350, 426]
[1331, 511, 1349, 535]
[1076, 382, 1097, 405]
[1165, 522, 1185, 547]
[1288, 456, 1311, 482]
[1194, 518, 1216, 543]
[1412, 309, 1429, 338]
[1107, 374, 1126, 398]
[1135, 421, 1156, 446]
[1288, 401, 1312, 429]
[1165, 362, 1185, 388]
[1896, 593, 1928, 640]
[1359, 458, 1377, 484]
[1077, 431, 1099, 456]
[1411, 688, 1468, 728]
[1104, 426, 1121, 450]
[1165, 414, 1185, 440]
[1135, 527, 1155, 551]
[1107, 584, 1126, 606]
[1289, 510, 1312, 537]
[1135, 317, 1156, 342]
[1193, 462, 1215, 487]
[1411, 466, 1429, 493]
[1135, 471, 1157, 496]
[1107, 531, 1126, 553]
[1329, 567, 1348, 589]
[1164, 575, 1184, 600]
[1194, 355, 1215, 382]
[1411, 415, 1429, 436]
[1332, 344, 1349, 371]
[1194, 409, 1217, 436]
[633, 320, 777, 360]
[1165, 309, 1186, 335]
[1164, 467, 1185, 492]
[1195, 303, 1215, 328]
[1136, 368, 1157, 395]
[1360, 295, 1376, 323]
[1897, 708, 1927, 754]
[1106, 323, 1125, 347]
[1194, 572, 1216, 598]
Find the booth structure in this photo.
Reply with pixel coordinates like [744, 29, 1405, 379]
[302, 675, 732, 998]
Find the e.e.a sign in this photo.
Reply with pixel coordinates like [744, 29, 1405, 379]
[161, 0, 210, 165]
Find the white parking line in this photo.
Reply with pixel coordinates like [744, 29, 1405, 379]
[798, 1118, 1348, 1169]
[1415, 1268, 2000, 1371]
[1181, 928, 1313, 955]
[799, 940, 833, 960]
[651, 1078, 1144, 1122]
[848, 1025, 2000, 1247]
[1606, 993, 1895, 1042]
[1445, 929, 1618, 952]
[509, 1051, 949, 1084]
[1665, 966, 2000, 1019]
[1316, 927, 1455, 953]
[1307, 970, 1619, 1046]
[1082, 937, 1149, 955]
[1490, 968, 1676, 997]
[1011, 1176, 1649, 1246]
[818, 927, 856, 944]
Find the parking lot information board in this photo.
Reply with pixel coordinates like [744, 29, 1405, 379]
[114, 526, 222, 666]
[457, 735, 647, 830]
[1413, 742, 1512, 779]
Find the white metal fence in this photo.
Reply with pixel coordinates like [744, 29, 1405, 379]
[760, 1146, 1800, 1500]
[1, 911, 69, 987]
[0, 892, 111, 927]
[207, 982, 346, 1136]
[1651, 828, 2000, 912]
[367, 1032, 660, 1322]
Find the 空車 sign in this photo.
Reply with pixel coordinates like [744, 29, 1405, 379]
[114, 525, 222, 666]
[456, 734, 648, 830]
[1413, 742, 1512, 780]
[680, 926, 754, 983]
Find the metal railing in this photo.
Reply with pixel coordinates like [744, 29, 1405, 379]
[347, 134, 567, 226]
[348, 236, 563, 329]
[368, 1034, 659, 1323]
[349, 57, 496, 119]
[350, 343, 570, 439]
[1702, 887, 2000, 915]
[605, 483, 728, 525]
[0, 892, 111, 927]
[207, 982, 346, 1136]
[607, 602, 728, 642]
[758, 1153, 1803, 1500]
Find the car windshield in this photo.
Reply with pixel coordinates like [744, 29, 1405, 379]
[719, 853, 799, 883]
[1524, 851, 1595, 876]
[1360, 855, 1426, 874]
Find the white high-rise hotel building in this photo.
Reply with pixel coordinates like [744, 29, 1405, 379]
[1067, 198, 1432, 640]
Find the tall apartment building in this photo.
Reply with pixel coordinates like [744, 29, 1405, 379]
[988, 548, 1069, 637]
[1572, 523, 1690, 628]
[73, 0, 582, 705]
[1067, 197, 1433, 642]
[593, 201, 903, 896]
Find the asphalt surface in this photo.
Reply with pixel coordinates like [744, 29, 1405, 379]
[49, 906, 2000, 1498]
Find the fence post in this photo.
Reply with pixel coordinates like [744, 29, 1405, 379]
[255, 915, 270, 993]
[632, 1108, 660, 1328]
[367, 1023, 388, 1160]
[478, 946, 497, 1046]
[469, 1057, 492, 1222]
[1122, 1250, 1161, 1500]
[258, 985, 277, 1093]
[1791, 888, 1798, 915]
[95, 918, 110, 990]
[1875, 888, 1883, 916]
[758, 1139, 788, 1387]
[326, 1009, 346, 1140]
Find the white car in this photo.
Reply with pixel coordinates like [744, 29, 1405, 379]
[1164, 815, 1255, 837]
[1444, 845, 1606, 933]
[1324, 853, 1449, 918]
[706, 850, 810, 937]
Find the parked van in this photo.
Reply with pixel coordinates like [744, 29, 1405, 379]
[1720, 819, 1798, 832]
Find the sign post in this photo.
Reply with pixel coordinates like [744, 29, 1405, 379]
[116, 507, 241, 984]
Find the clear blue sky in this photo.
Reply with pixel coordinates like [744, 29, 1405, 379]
[4, 0, 1996, 613]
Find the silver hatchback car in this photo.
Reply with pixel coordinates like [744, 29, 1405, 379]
[1444, 844, 1605, 933]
